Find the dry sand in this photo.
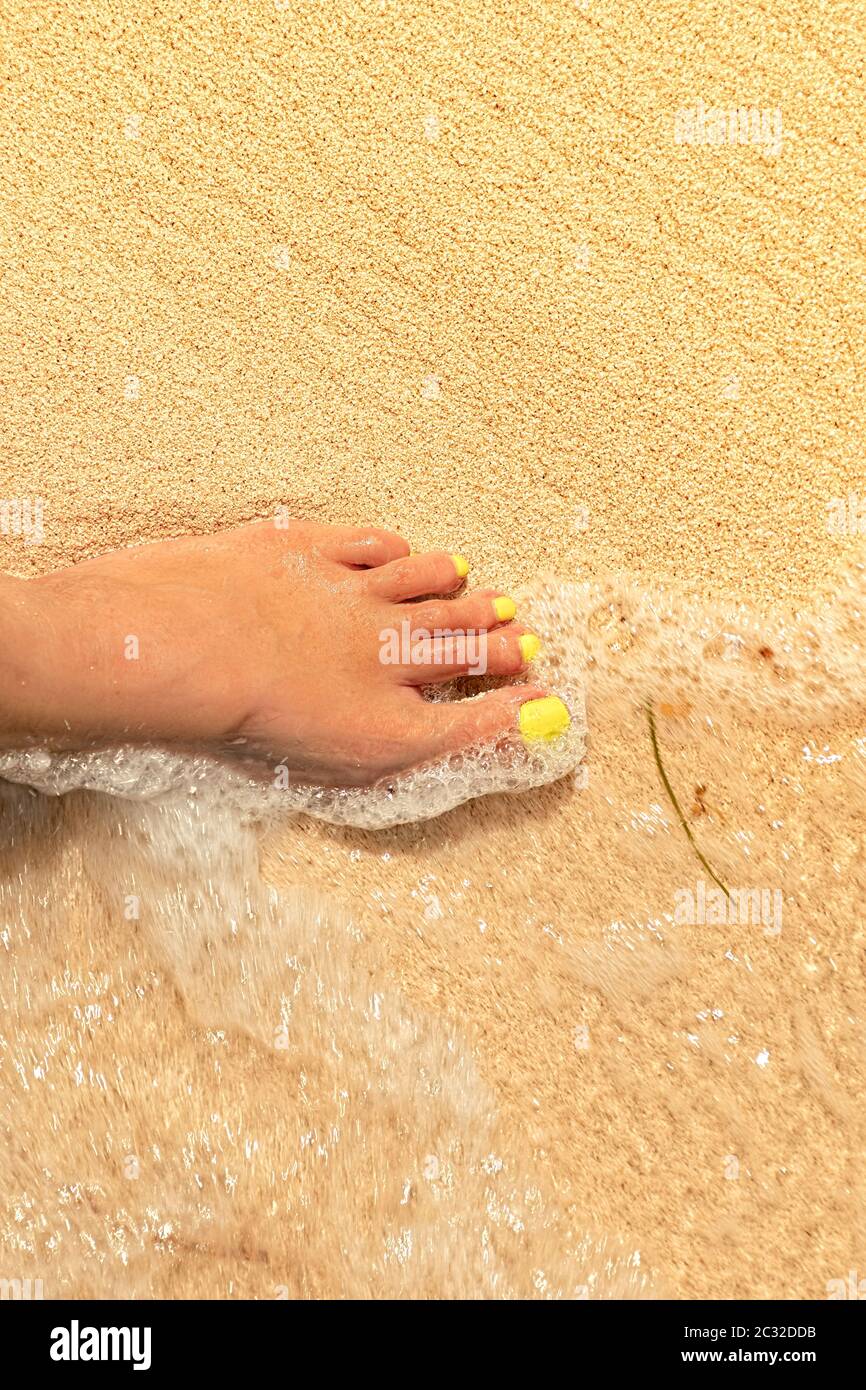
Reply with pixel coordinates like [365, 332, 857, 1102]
[1, 0, 865, 1299]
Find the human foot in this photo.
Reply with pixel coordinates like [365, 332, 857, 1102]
[1, 519, 571, 787]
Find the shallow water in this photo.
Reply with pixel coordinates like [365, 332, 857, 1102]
[2, 562, 865, 1297]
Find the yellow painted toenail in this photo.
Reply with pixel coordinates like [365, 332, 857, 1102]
[519, 633, 543, 664]
[452, 553, 470, 579]
[493, 596, 517, 622]
[519, 695, 571, 742]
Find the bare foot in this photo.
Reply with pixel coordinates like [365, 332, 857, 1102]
[3, 519, 571, 787]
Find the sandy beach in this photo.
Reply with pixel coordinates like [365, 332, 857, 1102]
[1, 0, 864, 1299]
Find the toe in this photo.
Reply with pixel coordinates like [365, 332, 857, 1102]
[368, 550, 469, 601]
[412, 686, 572, 758]
[325, 526, 410, 569]
[407, 588, 518, 636]
[393, 624, 542, 685]
[483, 627, 544, 677]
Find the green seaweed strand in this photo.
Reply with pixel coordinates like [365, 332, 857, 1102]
[646, 701, 730, 897]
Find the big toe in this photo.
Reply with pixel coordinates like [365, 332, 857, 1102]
[411, 686, 572, 761]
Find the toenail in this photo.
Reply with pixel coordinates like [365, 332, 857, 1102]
[518, 695, 570, 742]
[451, 553, 470, 579]
[519, 633, 543, 664]
[493, 596, 517, 622]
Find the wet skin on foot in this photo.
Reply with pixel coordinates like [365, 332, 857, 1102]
[8, 519, 571, 787]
